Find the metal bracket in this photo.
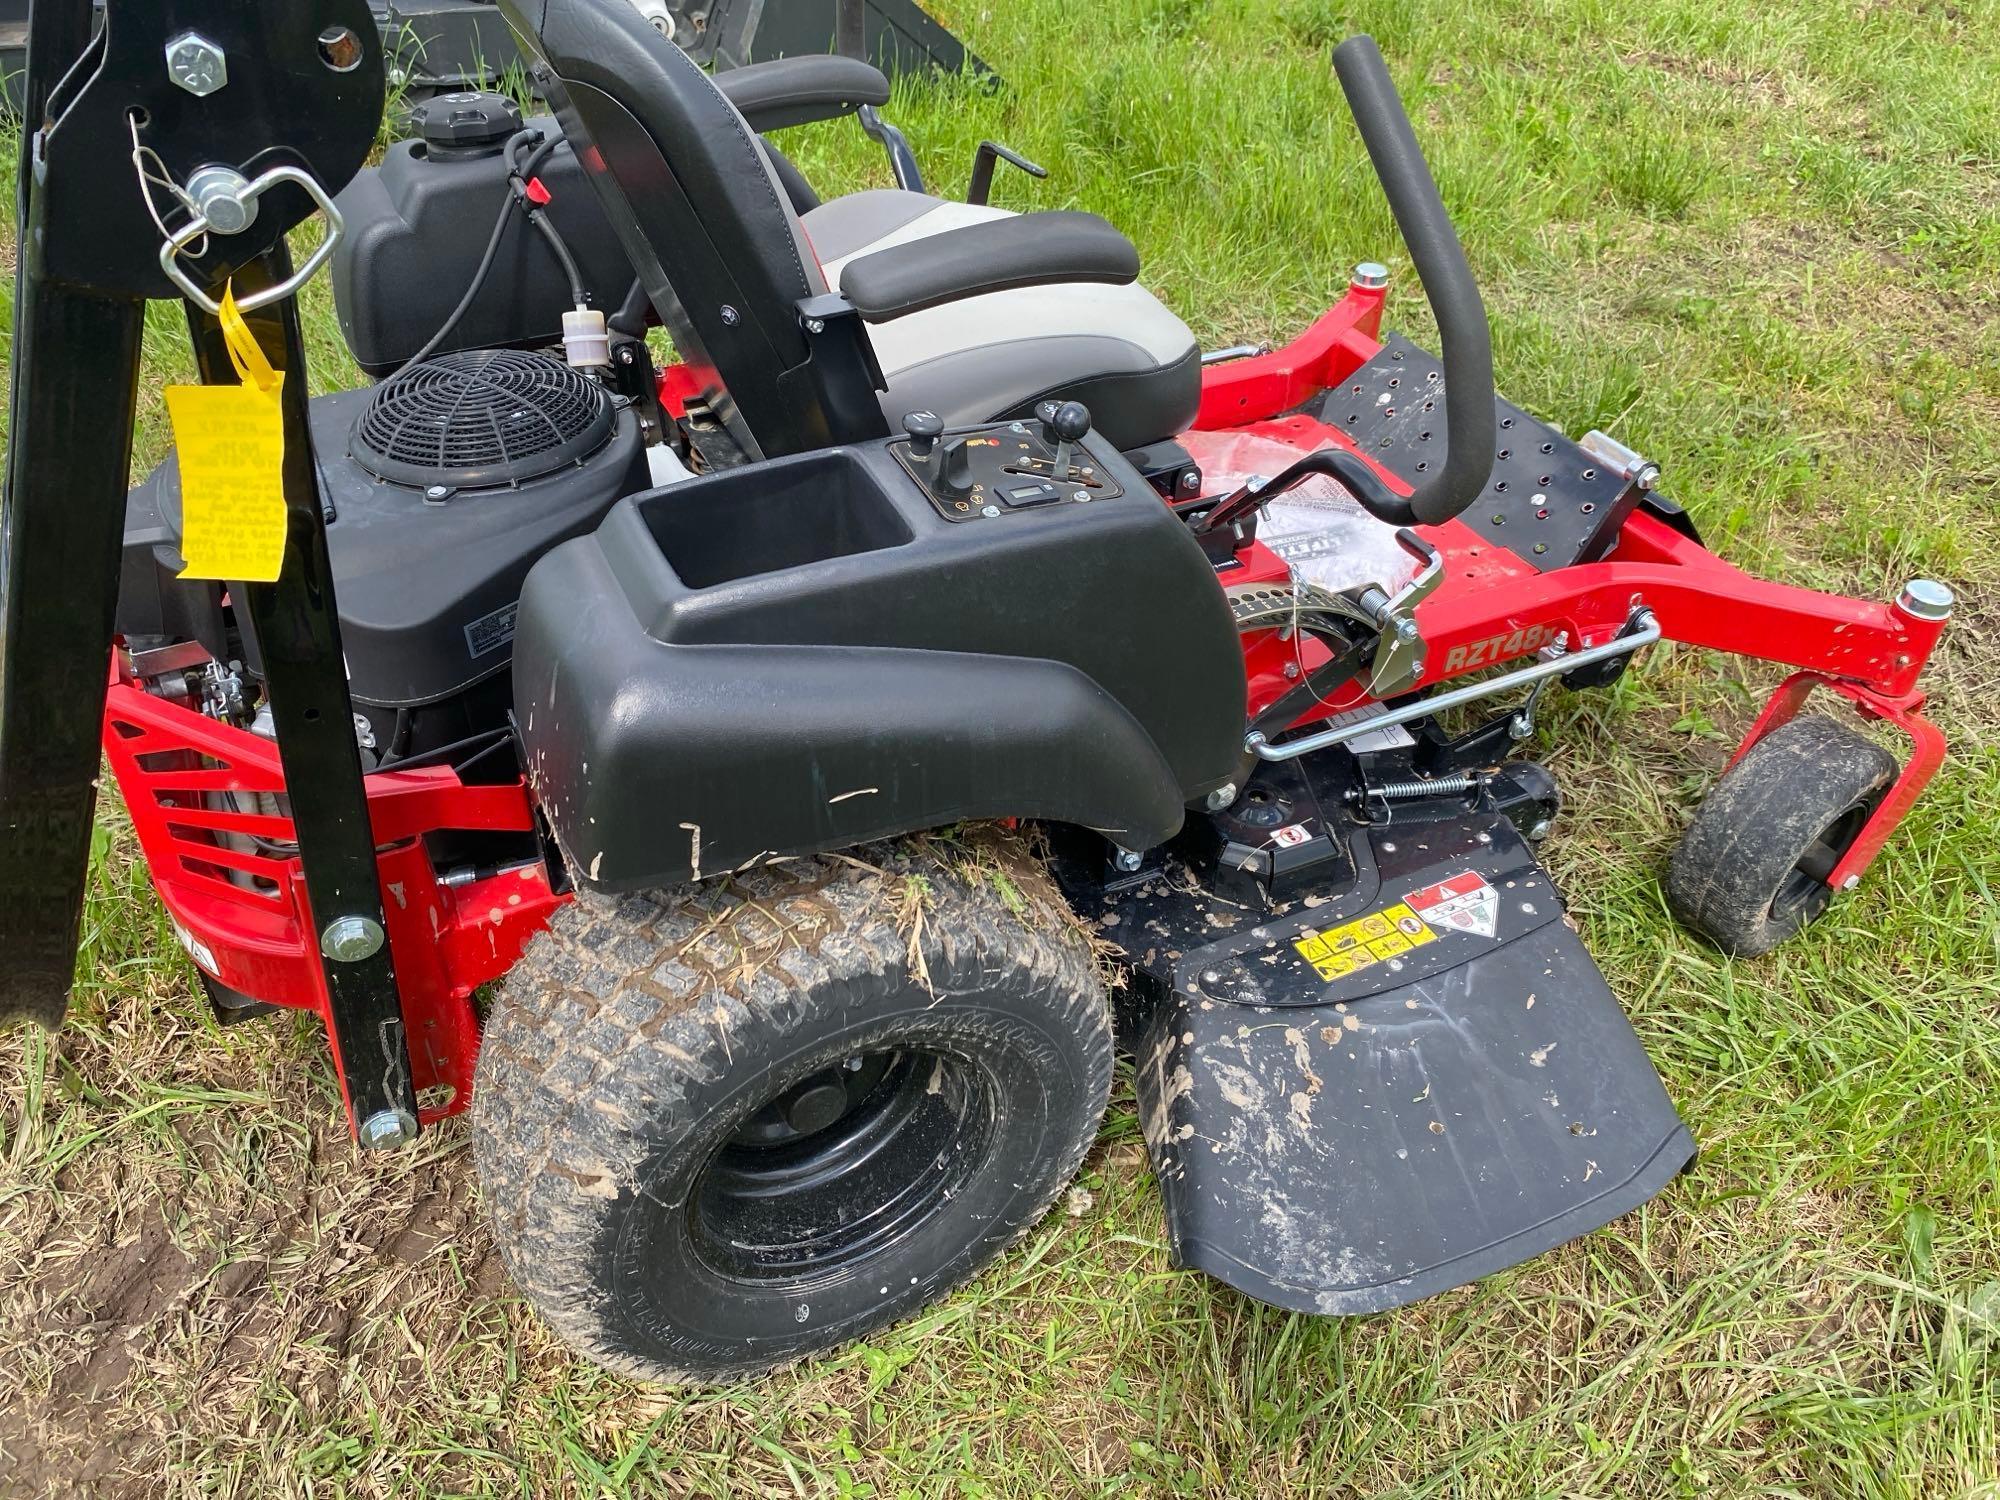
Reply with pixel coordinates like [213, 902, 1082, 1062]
[1363, 530, 1443, 697]
[159, 164, 347, 315]
[858, 104, 924, 194]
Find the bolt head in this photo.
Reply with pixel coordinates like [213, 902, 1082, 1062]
[1353, 261, 1390, 290]
[1528, 819, 1552, 840]
[804, 316, 826, 334]
[357, 1109, 418, 1151]
[320, 915, 385, 963]
[1394, 616, 1420, 641]
[166, 32, 228, 96]
[719, 304, 740, 326]
[1114, 848, 1143, 872]
[1205, 782, 1238, 811]
[1180, 471, 1202, 493]
[981, 504, 1001, 518]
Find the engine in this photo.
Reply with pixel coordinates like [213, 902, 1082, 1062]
[118, 346, 652, 766]
[116, 87, 680, 782]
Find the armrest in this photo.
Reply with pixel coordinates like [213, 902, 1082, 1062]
[840, 211, 1142, 321]
[713, 55, 890, 132]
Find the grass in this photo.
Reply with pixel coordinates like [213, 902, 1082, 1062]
[4, 0, 2000, 1493]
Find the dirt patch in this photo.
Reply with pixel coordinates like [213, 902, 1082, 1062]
[0, 1063, 513, 1500]
[0, 1206, 197, 1497]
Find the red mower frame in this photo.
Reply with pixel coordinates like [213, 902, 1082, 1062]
[101, 277, 1949, 1133]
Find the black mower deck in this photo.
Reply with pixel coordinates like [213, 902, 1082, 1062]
[1054, 767, 1694, 1315]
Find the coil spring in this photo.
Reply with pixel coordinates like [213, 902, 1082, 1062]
[1353, 772, 1482, 803]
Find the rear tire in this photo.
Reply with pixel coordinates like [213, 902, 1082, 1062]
[1665, 716, 1898, 957]
[472, 837, 1112, 1383]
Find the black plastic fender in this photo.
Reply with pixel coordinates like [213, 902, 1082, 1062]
[513, 438, 1245, 889]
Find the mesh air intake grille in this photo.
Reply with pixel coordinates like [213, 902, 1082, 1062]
[350, 348, 613, 489]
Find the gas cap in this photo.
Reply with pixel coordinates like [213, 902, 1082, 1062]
[416, 91, 526, 160]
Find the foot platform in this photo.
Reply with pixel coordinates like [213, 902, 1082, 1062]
[1127, 813, 1693, 1313]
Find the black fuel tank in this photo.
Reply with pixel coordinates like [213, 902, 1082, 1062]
[331, 96, 635, 375]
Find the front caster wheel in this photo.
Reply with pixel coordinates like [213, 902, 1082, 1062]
[1666, 715, 1898, 957]
[471, 839, 1112, 1384]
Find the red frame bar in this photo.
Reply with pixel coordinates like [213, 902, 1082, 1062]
[102, 668, 559, 1123]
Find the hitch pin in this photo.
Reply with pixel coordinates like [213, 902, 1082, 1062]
[152, 161, 348, 315]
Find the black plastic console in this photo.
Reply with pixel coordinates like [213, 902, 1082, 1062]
[512, 427, 1248, 889]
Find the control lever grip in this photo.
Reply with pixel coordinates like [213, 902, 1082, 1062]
[1195, 445, 1417, 537]
[1331, 35, 1495, 527]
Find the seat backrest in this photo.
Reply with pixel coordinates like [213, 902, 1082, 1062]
[497, 0, 839, 460]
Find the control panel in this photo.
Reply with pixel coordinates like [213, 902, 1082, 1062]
[889, 400, 1126, 521]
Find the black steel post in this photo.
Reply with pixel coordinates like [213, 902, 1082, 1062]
[835, 0, 866, 59]
[0, 0, 147, 1030]
[183, 248, 420, 1143]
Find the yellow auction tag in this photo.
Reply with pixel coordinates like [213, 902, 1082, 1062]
[168, 284, 288, 582]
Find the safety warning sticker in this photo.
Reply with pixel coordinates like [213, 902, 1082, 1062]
[1292, 900, 1437, 982]
[171, 919, 219, 978]
[1403, 870, 1500, 939]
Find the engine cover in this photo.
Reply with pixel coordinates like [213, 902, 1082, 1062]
[119, 354, 649, 714]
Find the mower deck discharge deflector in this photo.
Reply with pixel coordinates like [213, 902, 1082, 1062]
[1121, 812, 1694, 1313]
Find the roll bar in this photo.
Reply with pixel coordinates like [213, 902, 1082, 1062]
[1199, 35, 1495, 534]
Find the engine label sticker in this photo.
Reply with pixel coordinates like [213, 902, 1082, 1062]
[1293, 901, 1437, 982]
[1404, 870, 1500, 939]
[464, 600, 520, 659]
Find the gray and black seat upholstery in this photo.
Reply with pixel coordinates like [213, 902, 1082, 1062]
[498, 0, 1200, 454]
[801, 190, 1201, 448]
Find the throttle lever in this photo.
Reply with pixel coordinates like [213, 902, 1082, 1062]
[1036, 399, 1091, 481]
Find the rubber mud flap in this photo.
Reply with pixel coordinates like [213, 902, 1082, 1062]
[1134, 819, 1694, 1313]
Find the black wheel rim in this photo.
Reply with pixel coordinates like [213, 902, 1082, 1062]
[1769, 800, 1872, 925]
[689, 1049, 995, 1282]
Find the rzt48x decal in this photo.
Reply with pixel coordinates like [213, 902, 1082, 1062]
[1441, 624, 1559, 675]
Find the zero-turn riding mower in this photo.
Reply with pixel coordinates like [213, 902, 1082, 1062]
[0, 0, 1954, 1383]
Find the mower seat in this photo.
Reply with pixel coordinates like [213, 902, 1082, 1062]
[500, 0, 1199, 456]
[801, 189, 1201, 449]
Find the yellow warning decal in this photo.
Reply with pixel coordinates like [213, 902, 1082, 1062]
[1293, 901, 1436, 982]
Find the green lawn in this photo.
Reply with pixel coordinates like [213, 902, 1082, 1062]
[4, 0, 2000, 1494]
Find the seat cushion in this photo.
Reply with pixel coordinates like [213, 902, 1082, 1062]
[803, 189, 1201, 451]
